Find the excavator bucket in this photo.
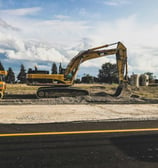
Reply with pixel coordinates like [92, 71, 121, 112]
[114, 85, 124, 97]
[114, 82, 130, 97]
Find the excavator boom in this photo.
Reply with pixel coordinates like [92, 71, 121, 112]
[64, 41, 127, 84]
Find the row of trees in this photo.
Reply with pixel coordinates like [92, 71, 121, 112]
[0, 62, 66, 84]
[51, 63, 65, 74]
[0, 61, 156, 84]
[75, 63, 118, 84]
[0, 63, 26, 84]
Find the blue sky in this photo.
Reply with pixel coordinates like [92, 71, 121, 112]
[0, 0, 158, 78]
[1, 0, 157, 22]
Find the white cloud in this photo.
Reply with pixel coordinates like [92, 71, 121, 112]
[0, 33, 69, 63]
[2, 16, 91, 47]
[104, 0, 131, 6]
[0, 18, 20, 31]
[0, 11, 158, 77]
[54, 15, 70, 20]
[0, 7, 42, 16]
[84, 15, 158, 77]
[34, 19, 90, 43]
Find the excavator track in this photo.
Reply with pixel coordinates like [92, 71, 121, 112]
[36, 87, 89, 98]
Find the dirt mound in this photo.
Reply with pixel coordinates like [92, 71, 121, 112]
[0, 92, 157, 105]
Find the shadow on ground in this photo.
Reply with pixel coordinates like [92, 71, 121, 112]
[111, 133, 158, 162]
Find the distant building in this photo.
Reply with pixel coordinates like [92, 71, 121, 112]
[130, 74, 149, 87]
[130, 74, 140, 87]
[139, 74, 149, 86]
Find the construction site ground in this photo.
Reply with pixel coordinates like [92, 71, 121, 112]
[0, 84, 158, 124]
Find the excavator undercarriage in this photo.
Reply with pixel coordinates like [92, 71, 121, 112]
[36, 87, 89, 98]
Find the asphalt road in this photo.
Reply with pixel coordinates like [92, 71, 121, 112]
[1, 120, 158, 168]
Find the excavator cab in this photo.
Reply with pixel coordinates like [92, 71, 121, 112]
[0, 71, 7, 98]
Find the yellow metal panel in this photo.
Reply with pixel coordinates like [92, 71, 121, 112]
[0, 71, 7, 75]
[27, 74, 65, 81]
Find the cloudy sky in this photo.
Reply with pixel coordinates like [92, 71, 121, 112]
[0, 0, 158, 78]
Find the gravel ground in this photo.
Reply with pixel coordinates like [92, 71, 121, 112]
[1, 85, 158, 124]
[1, 104, 158, 124]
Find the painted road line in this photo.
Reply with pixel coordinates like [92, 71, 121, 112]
[1, 128, 158, 137]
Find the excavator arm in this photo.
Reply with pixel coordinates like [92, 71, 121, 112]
[64, 41, 127, 85]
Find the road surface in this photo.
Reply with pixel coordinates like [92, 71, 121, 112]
[1, 120, 158, 168]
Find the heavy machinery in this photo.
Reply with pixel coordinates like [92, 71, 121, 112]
[26, 41, 128, 98]
[0, 70, 7, 98]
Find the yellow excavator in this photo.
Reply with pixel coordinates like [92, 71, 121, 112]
[26, 41, 128, 98]
[0, 70, 7, 98]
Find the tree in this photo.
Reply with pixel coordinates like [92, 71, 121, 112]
[58, 63, 66, 74]
[51, 63, 57, 74]
[81, 74, 94, 83]
[74, 78, 81, 83]
[59, 63, 62, 74]
[6, 67, 15, 83]
[0, 62, 4, 70]
[98, 62, 118, 83]
[17, 64, 26, 83]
